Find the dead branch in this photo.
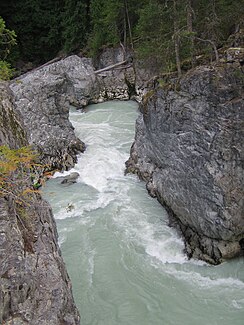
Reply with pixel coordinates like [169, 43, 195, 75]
[94, 60, 127, 74]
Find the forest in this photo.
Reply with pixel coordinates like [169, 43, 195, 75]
[0, 0, 243, 77]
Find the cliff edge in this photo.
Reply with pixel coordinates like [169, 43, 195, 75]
[0, 82, 80, 324]
[126, 56, 244, 264]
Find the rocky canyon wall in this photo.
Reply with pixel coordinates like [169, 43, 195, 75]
[126, 59, 244, 264]
[0, 82, 80, 325]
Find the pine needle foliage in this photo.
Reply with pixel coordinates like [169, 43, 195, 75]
[0, 145, 40, 204]
[0, 16, 16, 80]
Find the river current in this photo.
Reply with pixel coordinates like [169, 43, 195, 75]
[43, 101, 244, 325]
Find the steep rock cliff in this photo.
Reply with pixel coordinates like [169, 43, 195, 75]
[9, 56, 95, 171]
[0, 82, 27, 148]
[126, 61, 244, 264]
[92, 47, 136, 101]
[0, 82, 80, 324]
[9, 54, 141, 171]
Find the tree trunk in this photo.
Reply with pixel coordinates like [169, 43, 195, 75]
[173, 0, 181, 77]
[124, 0, 134, 50]
[94, 60, 127, 74]
[186, 0, 195, 67]
[195, 37, 219, 62]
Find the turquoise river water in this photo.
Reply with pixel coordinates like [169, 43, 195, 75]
[43, 101, 244, 325]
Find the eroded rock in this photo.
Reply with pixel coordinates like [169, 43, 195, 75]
[9, 56, 95, 171]
[0, 82, 80, 324]
[126, 62, 244, 264]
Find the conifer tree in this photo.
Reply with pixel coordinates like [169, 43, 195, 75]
[62, 0, 90, 53]
[0, 16, 16, 79]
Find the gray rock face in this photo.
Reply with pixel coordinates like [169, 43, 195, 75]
[8, 54, 142, 171]
[126, 62, 244, 264]
[9, 56, 97, 170]
[93, 47, 136, 102]
[93, 47, 157, 102]
[0, 82, 80, 324]
[0, 82, 27, 148]
[61, 172, 80, 185]
[0, 196, 80, 325]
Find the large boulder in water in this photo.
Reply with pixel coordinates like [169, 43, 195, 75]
[61, 172, 80, 185]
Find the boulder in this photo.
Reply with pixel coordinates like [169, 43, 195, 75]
[61, 172, 80, 185]
[9, 56, 96, 171]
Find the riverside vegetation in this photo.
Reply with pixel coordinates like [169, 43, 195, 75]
[0, 0, 243, 74]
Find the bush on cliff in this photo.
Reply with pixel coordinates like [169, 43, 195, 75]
[0, 145, 40, 203]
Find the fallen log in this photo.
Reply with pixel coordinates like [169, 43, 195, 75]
[94, 60, 127, 74]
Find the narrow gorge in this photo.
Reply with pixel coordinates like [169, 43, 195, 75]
[0, 44, 243, 324]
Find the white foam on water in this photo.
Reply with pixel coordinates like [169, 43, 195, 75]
[43, 101, 244, 325]
[113, 202, 187, 265]
[54, 191, 116, 220]
[163, 267, 244, 289]
[75, 147, 127, 192]
[231, 299, 244, 309]
[145, 236, 187, 264]
[72, 122, 115, 147]
[58, 233, 67, 246]
[52, 170, 73, 178]
[82, 191, 117, 212]
[54, 206, 81, 220]
[88, 249, 95, 286]
[57, 226, 75, 246]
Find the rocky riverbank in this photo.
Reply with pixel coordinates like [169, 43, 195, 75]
[0, 50, 144, 324]
[1, 44, 243, 325]
[9, 51, 150, 171]
[126, 56, 244, 264]
[0, 82, 80, 325]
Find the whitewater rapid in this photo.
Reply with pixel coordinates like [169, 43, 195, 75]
[43, 101, 244, 325]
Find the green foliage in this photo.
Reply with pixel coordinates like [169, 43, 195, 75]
[0, 60, 14, 80]
[0, 0, 64, 63]
[0, 16, 16, 79]
[88, 0, 122, 55]
[0, 0, 243, 69]
[135, 1, 174, 69]
[62, 0, 90, 53]
[0, 16, 16, 59]
[0, 145, 39, 202]
[135, 0, 244, 72]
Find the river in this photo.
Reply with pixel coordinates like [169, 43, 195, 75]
[43, 100, 244, 325]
